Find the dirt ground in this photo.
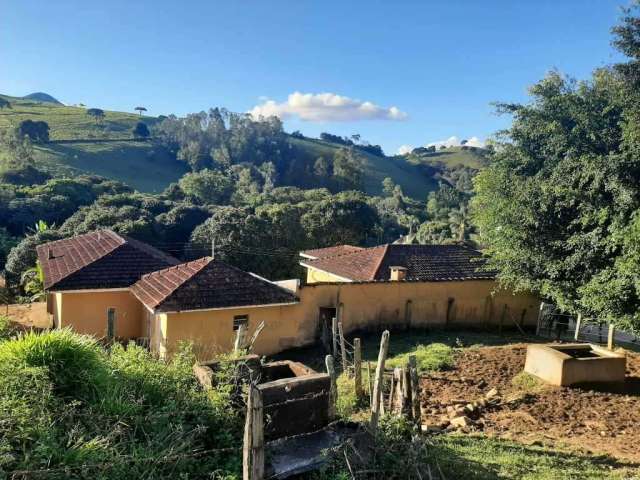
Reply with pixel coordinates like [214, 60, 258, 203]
[4, 302, 50, 329]
[420, 343, 640, 463]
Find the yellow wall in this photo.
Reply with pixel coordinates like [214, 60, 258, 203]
[305, 267, 350, 284]
[160, 303, 301, 359]
[51, 290, 144, 339]
[158, 280, 540, 359]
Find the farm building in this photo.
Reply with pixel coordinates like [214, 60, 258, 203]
[36, 230, 540, 358]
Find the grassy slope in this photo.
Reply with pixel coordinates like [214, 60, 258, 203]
[0, 94, 441, 197]
[0, 95, 186, 193]
[406, 146, 488, 170]
[290, 137, 439, 199]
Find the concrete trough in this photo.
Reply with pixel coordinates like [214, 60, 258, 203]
[524, 343, 626, 386]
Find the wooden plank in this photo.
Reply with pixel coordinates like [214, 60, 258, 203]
[367, 361, 373, 404]
[243, 385, 264, 480]
[370, 330, 390, 430]
[338, 320, 348, 374]
[408, 355, 420, 422]
[248, 320, 265, 352]
[354, 338, 363, 399]
[326, 355, 337, 420]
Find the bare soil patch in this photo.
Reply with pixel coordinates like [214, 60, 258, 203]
[4, 302, 50, 329]
[421, 343, 640, 463]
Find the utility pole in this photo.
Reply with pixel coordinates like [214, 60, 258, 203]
[211, 237, 216, 259]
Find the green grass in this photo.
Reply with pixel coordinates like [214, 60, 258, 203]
[406, 145, 488, 170]
[429, 434, 635, 479]
[32, 141, 188, 193]
[0, 95, 186, 193]
[386, 342, 455, 372]
[0, 329, 242, 479]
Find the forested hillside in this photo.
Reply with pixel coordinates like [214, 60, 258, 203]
[0, 96, 480, 299]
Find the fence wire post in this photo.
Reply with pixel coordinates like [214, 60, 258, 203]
[331, 317, 338, 359]
[243, 384, 264, 480]
[235, 323, 248, 352]
[408, 355, 420, 423]
[354, 338, 363, 399]
[574, 313, 582, 342]
[608, 324, 616, 350]
[338, 320, 348, 374]
[326, 355, 337, 421]
[370, 330, 390, 431]
[536, 302, 545, 336]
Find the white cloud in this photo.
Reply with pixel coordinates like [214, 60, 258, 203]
[397, 144, 414, 155]
[427, 135, 485, 149]
[249, 92, 407, 122]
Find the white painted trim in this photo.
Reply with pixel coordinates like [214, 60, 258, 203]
[298, 253, 318, 260]
[49, 287, 130, 294]
[159, 301, 299, 315]
[298, 262, 354, 283]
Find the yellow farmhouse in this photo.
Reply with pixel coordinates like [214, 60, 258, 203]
[38, 230, 540, 358]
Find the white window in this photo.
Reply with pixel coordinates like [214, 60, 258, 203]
[233, 315, 248, 331]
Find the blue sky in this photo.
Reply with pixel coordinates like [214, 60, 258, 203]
[1, 0, 626, 154]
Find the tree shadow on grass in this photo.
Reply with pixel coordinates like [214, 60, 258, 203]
[426, 434, 638, 479]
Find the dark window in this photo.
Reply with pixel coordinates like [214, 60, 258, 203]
[233, 315, 248, 330]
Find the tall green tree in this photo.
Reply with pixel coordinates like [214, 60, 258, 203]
[473, 5, 640, 332]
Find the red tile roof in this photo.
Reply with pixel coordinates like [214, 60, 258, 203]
[299, 245, 364, 260]
[36, 230, 179, 290]
[300, 244, 495, 282]
[131, 257, 299, 313]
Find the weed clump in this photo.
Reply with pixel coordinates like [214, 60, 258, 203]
[0, 329, 243, 479]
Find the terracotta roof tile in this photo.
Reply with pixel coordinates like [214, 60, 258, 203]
[301, 244, 495, 282]
[299, 245, 364, 260]
[131, 257, 299, 312]
[36, 230, 180, 290]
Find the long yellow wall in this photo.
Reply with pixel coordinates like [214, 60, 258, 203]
[52, 290, 144, 339]
[158, 280, 540, 359]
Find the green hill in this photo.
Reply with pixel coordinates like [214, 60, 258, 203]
[404, 146, 488, 170]
[23, 92, 62, 105]
[0, 94, 438, 197]
[289, 137, 438, 198]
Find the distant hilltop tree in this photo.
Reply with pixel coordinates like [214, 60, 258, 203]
[0, 97, 11, 109]
[18, 120, 49, 143]
[86, 108, 105, 124]
[135, 106, 147, 116]
[132, 122, 150, 139]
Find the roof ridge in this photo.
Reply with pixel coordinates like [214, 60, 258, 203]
[369, 244, 390, 280]
[151, 257, 213, 309]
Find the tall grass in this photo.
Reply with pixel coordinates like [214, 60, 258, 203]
[0, 329, 242, 479]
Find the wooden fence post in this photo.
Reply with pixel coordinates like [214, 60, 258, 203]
[338, 320, 348, 374]
[408, 355, 420, 423]
[536, 302, 545, 336]
[370, 330, 390, 431]
[235, 324, 248, 352]
[354, 338, 363, 399]
[367, 361, 373, 404]
[608, 324, 615, 350]
[574, 313, 582, 342]
[331, 317, 338, 359]
[388, 367, 397, 412]
[243, 385, 264, 480]
[326, 355, 337, 421]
